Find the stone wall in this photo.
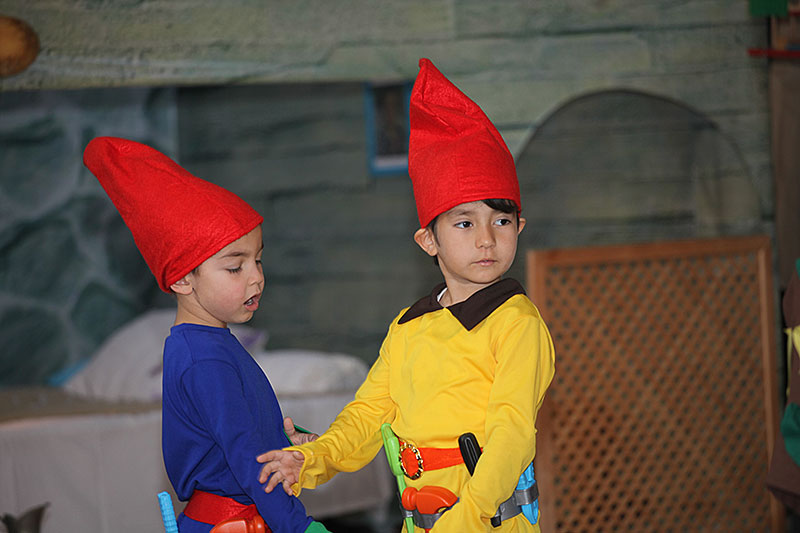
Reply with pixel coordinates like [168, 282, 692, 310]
[0, 88, 176, 384]
[0, 1, 772, 384]
[176, 82, 441, 360]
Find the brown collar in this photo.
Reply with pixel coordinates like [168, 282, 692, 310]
[398, 278, 526, 331]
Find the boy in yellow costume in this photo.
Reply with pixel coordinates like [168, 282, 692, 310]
[258, 58, 555, 532]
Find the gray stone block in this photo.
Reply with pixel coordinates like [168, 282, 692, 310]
[456, 0, 752, 37]
[0, 220, 86, 302]
[0, 306, 67, 385]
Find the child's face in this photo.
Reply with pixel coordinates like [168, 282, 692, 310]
[414, 201, 525, 304]
[175, 225, 265, 328]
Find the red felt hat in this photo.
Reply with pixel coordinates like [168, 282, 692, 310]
[83, 137, 263, 293]
[408, 58, 520, 228]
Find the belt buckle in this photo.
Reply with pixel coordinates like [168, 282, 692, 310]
[399, 441, 424, 480]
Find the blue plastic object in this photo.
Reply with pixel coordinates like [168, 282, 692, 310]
[157, 491, 179, 533]
[516, 463, 539, 525]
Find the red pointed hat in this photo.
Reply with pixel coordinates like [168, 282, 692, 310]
[83, 137, 263, 293]
[408, 58, 520, 228]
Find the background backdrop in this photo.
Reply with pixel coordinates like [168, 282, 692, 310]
[0, 1, 775, 387]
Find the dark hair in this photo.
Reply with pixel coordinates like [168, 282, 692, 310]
[482, 198, 519, 215]
[427, 198, 520, 266]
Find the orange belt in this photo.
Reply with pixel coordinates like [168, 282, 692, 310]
[183, 490, 270, 531]
[398, 439, 470, 480]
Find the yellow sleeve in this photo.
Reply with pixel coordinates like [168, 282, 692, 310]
[288, 329, 398, 495]
[432, 314, 555, 532]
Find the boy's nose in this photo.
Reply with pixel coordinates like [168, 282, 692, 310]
[251, 264, 265, 287]
[477, 226, 495, 248]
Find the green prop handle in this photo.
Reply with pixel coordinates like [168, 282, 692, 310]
[381, 423, 403, 478]
[381, 423, 415, 532]
[283, 424, 313, 446]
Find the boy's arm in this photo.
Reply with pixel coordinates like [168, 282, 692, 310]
[261, 336, 397, 496]
[257, 447, 305, 495]
[433, 315, 555, 532]
[183, 360, 320, 533]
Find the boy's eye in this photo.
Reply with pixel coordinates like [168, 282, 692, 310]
[495, 218, 512, 226]
[227, 267, 242, 273]
[455, 221, 472, 229]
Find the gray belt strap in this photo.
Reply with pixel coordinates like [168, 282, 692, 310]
[403, 482, 538, 528]
[496, 497, 522, 522]
[514, 482, 539, 506]
[401, 505, 451, 530]
[494, 482, 540, 524]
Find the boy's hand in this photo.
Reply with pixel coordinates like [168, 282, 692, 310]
[283, 416, 319, 445]
[256, 449, 305, 495]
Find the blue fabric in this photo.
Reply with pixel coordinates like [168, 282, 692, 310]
[162, 323, 314, 533]
[46, 357, 90, 386]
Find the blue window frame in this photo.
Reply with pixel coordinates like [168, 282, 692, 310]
[364, 81, 412, 176]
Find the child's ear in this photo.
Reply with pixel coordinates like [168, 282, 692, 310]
[170, 276, 193, 295]
[414, 227, 437, 257]
[517, 217, 526, 235]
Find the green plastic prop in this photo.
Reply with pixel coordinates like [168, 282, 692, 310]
[381, 423, 415, 532]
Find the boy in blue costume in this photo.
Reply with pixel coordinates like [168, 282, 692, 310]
[83, 137, 329, 533]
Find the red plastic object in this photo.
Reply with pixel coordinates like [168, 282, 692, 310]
[401, 485, 458, 514]
[748, 47, 800, 58]
[210, 515, 267, 533]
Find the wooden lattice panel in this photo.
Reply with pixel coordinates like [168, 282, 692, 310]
[527, 236, 783, 533]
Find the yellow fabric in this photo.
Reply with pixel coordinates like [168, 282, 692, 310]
[288, 292, 555, 532]
[786, 325, 800, 397]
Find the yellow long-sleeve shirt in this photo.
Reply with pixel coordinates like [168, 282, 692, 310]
[289, 278, 555, 532]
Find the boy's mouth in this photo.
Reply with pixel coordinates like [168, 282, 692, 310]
[244, 294, 260, 309]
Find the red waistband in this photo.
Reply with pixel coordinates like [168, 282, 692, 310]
[183, 490, 265, 528]
[398, 439, 467, 479]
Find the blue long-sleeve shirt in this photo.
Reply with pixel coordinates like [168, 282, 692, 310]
[162, 323, 314, 533]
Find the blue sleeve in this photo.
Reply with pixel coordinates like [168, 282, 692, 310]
[182, 360, 313, 533]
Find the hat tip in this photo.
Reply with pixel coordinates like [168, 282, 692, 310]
[84, 136, 114, 154]
[83, 136, 107, 163]
[85, 136, 141, 159]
